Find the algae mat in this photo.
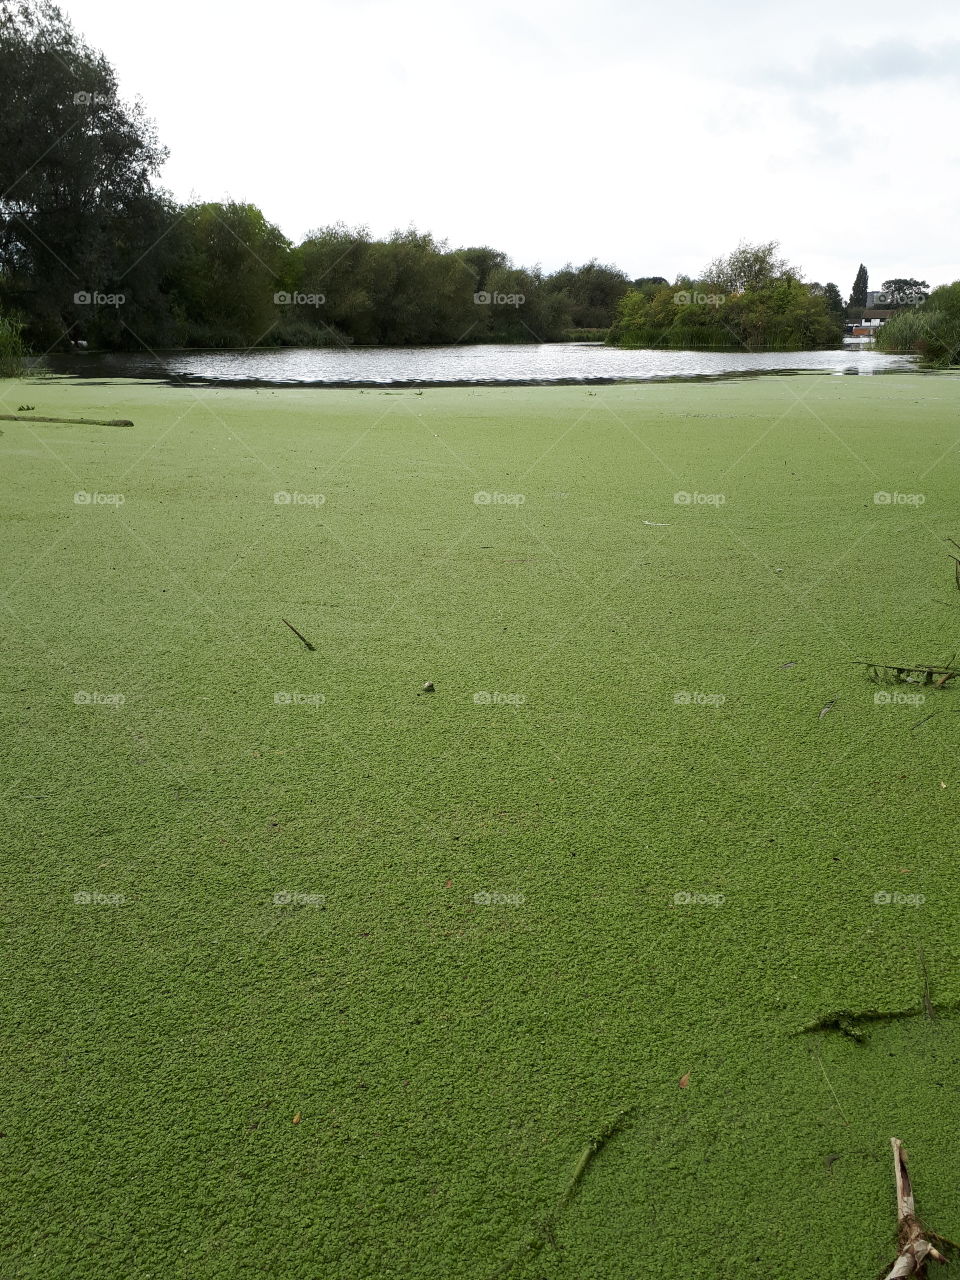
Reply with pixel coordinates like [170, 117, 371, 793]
[2, 373, 960, 1279]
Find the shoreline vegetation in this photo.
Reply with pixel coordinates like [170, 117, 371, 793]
[4, 1, 954, 367]
[874, 282, 960, 366]
[0, 7, 867, 365]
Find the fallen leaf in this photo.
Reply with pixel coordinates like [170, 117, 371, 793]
[292, 1113, 301, 1124]
[940, 781, 947, 789]
[679, 1073, 690, 1089]
[819, 701, 835, 719]
[444, 879, 452, 888]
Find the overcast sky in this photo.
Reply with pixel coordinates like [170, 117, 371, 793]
[64, 0, 959, 291]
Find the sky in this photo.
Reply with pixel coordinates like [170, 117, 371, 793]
[64, 0, 960, 291]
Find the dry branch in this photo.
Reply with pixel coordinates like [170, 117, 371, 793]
[0, 413, 133, 426]
[882, 1139, 950, 1279]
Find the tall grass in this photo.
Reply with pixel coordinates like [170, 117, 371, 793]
[0, 314, 27, 377]
[875, 289, 960, 366]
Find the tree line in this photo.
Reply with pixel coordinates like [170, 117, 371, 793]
[608, 243, 847, 352]
[0, 1, 950, 364]
[0, 2, 650, 352]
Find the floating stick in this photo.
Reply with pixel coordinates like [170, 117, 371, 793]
[281, 618, 316, 651]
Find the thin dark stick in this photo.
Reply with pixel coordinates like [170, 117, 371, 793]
[909, 711, 941, 732]
[281, 618, 316, 651]
[918, 948, 935, 1020]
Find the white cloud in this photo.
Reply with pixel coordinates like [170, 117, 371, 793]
[62, 0, 960, 289]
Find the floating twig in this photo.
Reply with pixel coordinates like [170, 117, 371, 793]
[281, 618, 316, 651]
[948, 538, 960, 592]
[882, 1138, 952, 1279]
[910, 711, 941, 732]
[918, 948, 935, 1021]
[556, 1109, 632, 1213]
[0, 413, 133, 426]
[856, 661, 960, 688]
[488, 1108, 635, 1278]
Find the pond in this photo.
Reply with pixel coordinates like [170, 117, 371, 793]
[35, 342, 917, 387]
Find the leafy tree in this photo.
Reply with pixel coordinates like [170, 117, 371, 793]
[355, 229, 476, 345]
[702, 241, 796, 293]
[879, 278, 929, 307]
[823, 282, 845, 315]
[546, 260, 630, 329]
[453, 246, 510, 298]
[166, 202, 291, 347]
[479, 264, 570, 343]
[290, 224, 373, 345]
[850, 264, 869, 308]
[609, 261, 843, 353]
[0, 0, 169, 346]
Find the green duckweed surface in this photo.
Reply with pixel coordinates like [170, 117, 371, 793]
[3, 372, 959, 1279]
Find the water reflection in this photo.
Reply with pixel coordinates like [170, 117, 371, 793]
[36, 342, 918, 387]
